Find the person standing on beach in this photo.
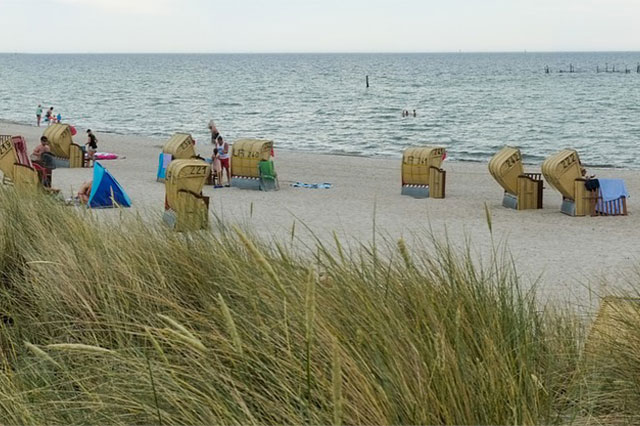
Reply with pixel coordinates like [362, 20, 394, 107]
[36, 104, 43, 127]
[208, 120, 220, 144]
[45, 107, 54, 125]
[85, 129, 98, 167]
[216, 136, 231, 187]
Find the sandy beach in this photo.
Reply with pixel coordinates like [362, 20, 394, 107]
[2, 119, 639, 306]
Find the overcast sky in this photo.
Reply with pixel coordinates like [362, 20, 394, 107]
[1, 0, 639, 53]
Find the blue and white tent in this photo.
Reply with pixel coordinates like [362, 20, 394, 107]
[88, 162, 132, 208]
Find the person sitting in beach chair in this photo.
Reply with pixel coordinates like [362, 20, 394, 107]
[30, 136, 51, 165]
[488, 146, 543, 210]
[542, 149, 628, 216]
[0, 135, 57, 191]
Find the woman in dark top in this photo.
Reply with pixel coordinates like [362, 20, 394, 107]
[85, 129, 98, 167]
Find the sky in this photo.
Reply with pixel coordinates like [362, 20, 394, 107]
[1, 0, 639, 53]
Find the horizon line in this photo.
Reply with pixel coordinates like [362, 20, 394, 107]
[2, 50, 640, 55]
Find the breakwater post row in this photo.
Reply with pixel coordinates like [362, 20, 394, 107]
[545, 63, 640, 74]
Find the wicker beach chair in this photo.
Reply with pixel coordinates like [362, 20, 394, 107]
[163, 159, 210, 231]
[162, 133, 196, 160]
[0, 135, 55, 191]
[231, 139, 279, 191]
[541, 149, 628, 216]
[401, 147, 446, 199]
[42, 124, 84, 168]
[488, 146, 543, 210]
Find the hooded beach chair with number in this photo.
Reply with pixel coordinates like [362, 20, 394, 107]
[541, 149, 628, 216]
[0, 135, 56, 191]
[163, 159, 210, 231]
[488, 146, 543, 210]
[43, 124, 84, 168]
[157, 133, 197, 182]
[231, 139, 279, 191]
[401, 147, 446, 199]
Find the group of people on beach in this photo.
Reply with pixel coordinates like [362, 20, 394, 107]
[36, 105, 62, 127]
[208, 120, 231, 187]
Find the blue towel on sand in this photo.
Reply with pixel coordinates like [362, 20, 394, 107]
[291, 182, 332, 189]
[598, 179, 629, 202]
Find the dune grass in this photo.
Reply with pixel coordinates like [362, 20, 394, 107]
[0, 187, 634, 424]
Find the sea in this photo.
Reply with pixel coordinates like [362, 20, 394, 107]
[0, 52, 639, 168]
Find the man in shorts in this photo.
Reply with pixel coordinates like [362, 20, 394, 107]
[216, 136, 231, 187]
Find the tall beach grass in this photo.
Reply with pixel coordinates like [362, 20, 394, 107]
[0, 187, 635, 424]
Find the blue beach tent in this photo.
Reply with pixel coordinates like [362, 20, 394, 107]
[88, 162, 132, 208]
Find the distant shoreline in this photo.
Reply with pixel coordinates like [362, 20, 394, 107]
[0, 117, 626, 170]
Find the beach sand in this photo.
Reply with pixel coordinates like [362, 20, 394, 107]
[2, 119, 639, 307]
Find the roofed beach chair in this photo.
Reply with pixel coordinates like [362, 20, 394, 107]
[231, 139, 279, 191]
[401, 147, 446, 199]
[43, 124, 84, 168]
[488, 146, 543, 210]
[157, 133, 196, 182]
[163, 159, 211, 232]
[541, 149, 628, 216]
[0, 135, 56, 191]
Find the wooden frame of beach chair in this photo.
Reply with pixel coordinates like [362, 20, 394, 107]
[43, 124, 84, 168]
[401, 147, 447, 199]
[488, 146, 543, 210]
[542, 149, 627, 217]
[589, 188, 628, 216]
[163, 159, 210, 232]
[231, 139, 279, 191]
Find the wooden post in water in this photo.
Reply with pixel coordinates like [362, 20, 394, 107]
[366, 75, 369, 88]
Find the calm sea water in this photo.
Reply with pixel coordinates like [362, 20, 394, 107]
[0, 53, 639, 167]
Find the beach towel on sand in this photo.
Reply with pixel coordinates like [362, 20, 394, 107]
[95, 152, 121, 160]
[291, 182, 332, 189]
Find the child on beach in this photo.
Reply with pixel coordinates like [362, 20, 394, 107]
[45, 107, 54, 125]
[56, 113, 62, 123]
[211, 147, 223, 187]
